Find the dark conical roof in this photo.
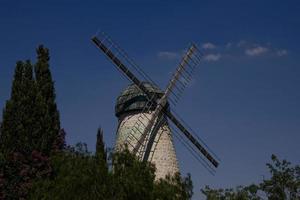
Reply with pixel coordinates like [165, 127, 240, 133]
[115, 82, 165, 118]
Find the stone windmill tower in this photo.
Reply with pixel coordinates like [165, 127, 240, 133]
[115, 82, 179, 179]
[92, 32, 220, 178]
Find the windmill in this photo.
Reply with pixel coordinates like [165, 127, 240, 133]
[91, 32, 220, 178]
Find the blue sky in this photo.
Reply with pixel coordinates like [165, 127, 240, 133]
[0, 0, 300, 198]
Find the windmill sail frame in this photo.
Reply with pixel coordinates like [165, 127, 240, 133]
[91, 34, 219, 169]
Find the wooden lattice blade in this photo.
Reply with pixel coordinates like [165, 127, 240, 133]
[91, 35, 219, 168]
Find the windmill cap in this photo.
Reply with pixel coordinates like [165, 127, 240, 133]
[115, 82, 168, 118]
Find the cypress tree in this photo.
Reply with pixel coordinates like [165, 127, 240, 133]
[0, 61, 23, 154]
[34, 45, 60, 154]
[95, 127, 107, 163]
[11, 61, 24, 101]
[0, 46, 61, 156]
[0, 60, 43, 199]
[20, 60, 37, 153]
[0, 59, 49, 155]
[0, 46, 62, 198]
[0, 61, 36, 155]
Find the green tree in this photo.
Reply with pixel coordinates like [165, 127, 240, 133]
[260, 154, 300, 199]
[0, 60, 38, 156]
[0, 46, 61, 156]
[95, 127, 107, 164]
[21, 60, 39, 154]
[29, 143, 110, 200]
[29, 143, 194, 200]
[0, 61, 25, 155]
[0, 46, 63, 199]
[202, 185, 261, 200]
[154, 173, 193, 200]
[110, 148, 156, 200]
[202, 155, 300, 200]
[111, 148, 193, 200]
[34, 45, 60, 154]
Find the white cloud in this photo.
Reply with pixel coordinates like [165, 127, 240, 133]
[157, 51, 179, 60]
[237, 40, 246, 47]
[276, 49, 288, 56]
[226, 42, 232, 48]
[245, 46, 269, 56]
[203, 54, 221, 62]
[202, 42, 216, 49]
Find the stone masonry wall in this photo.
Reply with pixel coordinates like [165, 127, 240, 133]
[115, 111, 179, 180]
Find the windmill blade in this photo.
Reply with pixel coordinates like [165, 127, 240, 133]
[140, 44, 199, 162]
[91, 36, 151, 97]
[166, 46, 203, 106]
[91, 34, 219, 169]
[164, 110, 219, 168]
[170, 123, 216, 175]
[141, 113, 165, 161]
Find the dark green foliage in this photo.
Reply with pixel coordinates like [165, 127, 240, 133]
[110, 149, 156, 200]
[260, 154, 300, 199]
[0, 151, 52, 199]
[1, 46, 61, 156]
[95, 127, 107, 164]
[34, 45, 60, 154]
[29, 145, 193, 200]
[29, 143, 109, 200]
[30, 144, 154, 200]
[202, 155, 300, 200]
[202, 185, 260, 200]
[0, 46, 63, 199]
[154, 173, 193, 200]
[52, 129, 66, 152]
[0, 60, 39, 156]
